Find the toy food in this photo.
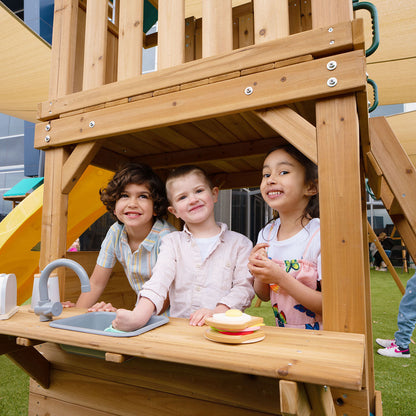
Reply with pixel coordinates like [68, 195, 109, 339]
[204, 309, 265, 344]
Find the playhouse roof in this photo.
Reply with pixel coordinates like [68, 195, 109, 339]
[0, 0, 415, 166]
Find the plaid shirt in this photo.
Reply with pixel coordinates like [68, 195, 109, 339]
[97, 219, 174, 296]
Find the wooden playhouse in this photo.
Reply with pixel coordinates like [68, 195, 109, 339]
[1, 0, 416, 414]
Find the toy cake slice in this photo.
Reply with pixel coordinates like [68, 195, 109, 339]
[204, 309, 265, 344]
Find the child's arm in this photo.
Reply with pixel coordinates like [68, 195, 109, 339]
[249, 252, 322, 315]
[112, 297, 156, 332]
[189, 303, 229, 327]
[72, 264, 114, 310]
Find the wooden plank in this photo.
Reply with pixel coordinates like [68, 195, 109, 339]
[117, 0, 144, 80]
[237, 14, 254, 47]
[202, 0, 233, 57]
[330, 387, 373, 416]
[386, 111, 416, 162]
[185, 17, 196, 62]
[7, 346, 50, 388]
[136, 137, 283, 169]
[254, 106, 317, 164]
[37, 339, 281, 414]
[0, 307, 365, 391]
[29, 392, 116, 416]
[35, 51, 367, 149]
[29, 367, 273, 416]
[82, 0, 107, 89]
[369, 117, 416, 230]
[279, 380, 311, 416]
[38, 20, 358, 120]
[158, 0, 185, 69]
[254, 0, 289, 43]
[48, 0, 78, 98]
[61, 142, 101, 194]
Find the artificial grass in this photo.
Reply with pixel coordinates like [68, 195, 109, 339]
[0, 268, 415, 415]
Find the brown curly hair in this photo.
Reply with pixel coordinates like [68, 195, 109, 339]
[100, 163, 168, 223]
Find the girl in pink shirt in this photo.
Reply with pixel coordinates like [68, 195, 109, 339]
[248, 145, 322, 330]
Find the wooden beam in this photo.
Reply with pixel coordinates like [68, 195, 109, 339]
[369, 117, 416, 230]
[390, 214, 416, 267]
[7, 347, 50, 389]
[35, 51, 366, 149]
[38, 20, 359, 120]
[117, 0, 144, 80]
[312, 2, 372, 413]
[61, 142, 102, 194]
[134, 137, 284, 169]
[254, 106, 317, 163]
[366, 151, 382, 199]
[304, 384, 336, 415]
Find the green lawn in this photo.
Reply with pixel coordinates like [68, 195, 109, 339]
[0, 268, 415, 415]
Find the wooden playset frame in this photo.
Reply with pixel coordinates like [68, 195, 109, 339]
[2, 0, 416, 414]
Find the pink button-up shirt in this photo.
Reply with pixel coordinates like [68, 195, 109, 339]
[139, 223, 255, 318]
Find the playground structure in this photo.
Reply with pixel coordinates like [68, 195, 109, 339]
[1, 0, 416, 414]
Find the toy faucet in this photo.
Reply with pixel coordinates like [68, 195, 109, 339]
[34, 258, 90, 322]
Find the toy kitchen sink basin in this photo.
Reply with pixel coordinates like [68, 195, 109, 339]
[50, 311, 169, 337]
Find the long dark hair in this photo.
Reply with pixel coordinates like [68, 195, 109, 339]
[264, 144, 319, 225]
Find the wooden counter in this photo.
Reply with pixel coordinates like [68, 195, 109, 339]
[0, 306, 367, 415]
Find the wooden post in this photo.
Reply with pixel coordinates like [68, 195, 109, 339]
[202, 0, 233, 57]
[117, 0, 144, 80]
[158, 0, 185, 69]
[83, 0, 108, 89]
[312, 0, 373, 412]
[254, 0, 289, 43]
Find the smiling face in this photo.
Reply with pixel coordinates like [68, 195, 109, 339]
[167, 172, 218, 226]
[260, 148, 317, 216]
[113, 183, 155, 231]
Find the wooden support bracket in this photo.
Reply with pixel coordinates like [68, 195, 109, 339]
[280, 380, 311, 416]
[254, 106, 317, 163]
[1, 335, 50, 388]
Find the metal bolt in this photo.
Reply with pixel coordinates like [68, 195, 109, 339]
[45, 135, 51, 142]
[89, 121, 95, 128]
[329, 40, 335, 45]
[244, 86, 253, 95]
[327, 61, 337, 71]
[45, 124, 51, 131]
[327, 77, 338, 87]
[328, 27, 334, 33]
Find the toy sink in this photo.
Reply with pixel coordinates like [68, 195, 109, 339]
[50, 311, 169, 337]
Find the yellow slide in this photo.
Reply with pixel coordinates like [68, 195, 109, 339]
[0, 166, 113, 304]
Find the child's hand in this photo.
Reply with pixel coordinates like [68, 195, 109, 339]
[61, 300, 75, 308]
[249, 243, 269, 262]
[249, 253, 284, 286]
[189, 308, 214, 326]
[112, 308, 140, 332]
[88, 301, 117, 312]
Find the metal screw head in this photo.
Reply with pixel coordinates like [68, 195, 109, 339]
[244, 86, 253, 95]
[89, 121, 95, 128]
[45, 135, 51, 142]
[328, 27, 334, 33]
[329, 40, 335, 45]
[327, 77, 338, 87]
[45, 124, 51, 131]
[327, 61, 337, 71]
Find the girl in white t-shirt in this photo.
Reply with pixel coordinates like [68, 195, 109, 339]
[248, 145, 322, 330]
